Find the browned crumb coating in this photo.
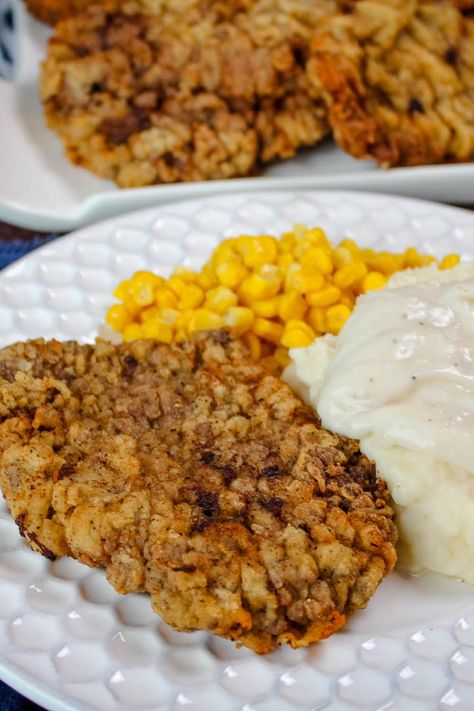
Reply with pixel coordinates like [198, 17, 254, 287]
[307, 0, 474, 167]
[40, 0, 334, 187]
[0, 332, 396, 653]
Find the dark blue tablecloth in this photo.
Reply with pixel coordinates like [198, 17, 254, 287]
[0, 233, 59, 710]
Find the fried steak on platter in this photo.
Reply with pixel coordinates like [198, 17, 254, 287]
[308, 0, 474, 167]
[0, 332, 396, 652]
[40, 0, 335, 187]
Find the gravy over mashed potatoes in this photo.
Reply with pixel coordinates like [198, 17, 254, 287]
[284, 263, 474, 583]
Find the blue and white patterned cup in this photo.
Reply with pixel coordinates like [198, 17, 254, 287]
[0, 0, 17, 79]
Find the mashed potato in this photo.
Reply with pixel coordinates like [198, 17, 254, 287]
[284, 263, 474, 583]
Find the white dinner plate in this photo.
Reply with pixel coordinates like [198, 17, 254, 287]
[1, 190, 474, 711]
[2, 0, 474, 232]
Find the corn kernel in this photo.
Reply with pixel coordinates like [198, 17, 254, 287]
[362, 271, 387, 292]
[242, 331, 262, 361]
[253, 297, 280, 318]
[122, 323, 143, 341]
[439, 253, 461, 270]
[259, 356, 281, 374]
[307, 307, 326, 334]
[159, 308, 179, 325]
[154, 287, 178, 310]
[306, 285, 341, 307]
[187, 309, 223, 333]
[299, 247, 333, 275]
[340, 293, 355, 309]
[278, 253, 294, 270]
[305, 227, 328, 245]
[239, 266, 281, 303]
[339, 238, 359, 253]
[167, 276, 188, 297]
[285, 264, 324, 294]
[370, 253, 399, 275]
[333, 247, 353, 268]
[139, 305, 159, 323]
[176, 309, 193, 333]
[273, 346, 291, 368]
[205, 286, 238, 314]
[178, 284, 204, 310]
[172, 266, 197, 283]
[127, 272, 163, 307]
[278, 291, 306, 321]
[211, 243, 239, 267]
[279, 232, 296, 253]
[216, 259, 247, 289]
[333, 262, 368, 289]
[223, 306, 254, 335]
[240, 236, 278, 268]
[122, 299, 141, 318]
[280, 320, 316, 348]
[106, 304, 132, 332]
[113, 280, 130, 302]
[326, 303, 352, 334]
[197, 265, 219, 290]
[142, 321, 173, 343]
[253, 318, 284, 344]
[421, 254, 437, 266]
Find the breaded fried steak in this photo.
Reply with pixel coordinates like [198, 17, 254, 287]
[40, 0, 334, 187]
[307, 0, 474, 167]
[0, 332, 396, 652]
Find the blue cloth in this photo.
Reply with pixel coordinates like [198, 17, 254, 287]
[0, 682, 42, 711]
[0, 233, 58, 709]
[0, 235, 58, 271]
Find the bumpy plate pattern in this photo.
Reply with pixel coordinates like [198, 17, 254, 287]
[1, 191, 474, 711]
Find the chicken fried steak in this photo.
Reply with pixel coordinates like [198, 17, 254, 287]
[0, 332, 396, 653]
[40, 0, 334, 187]
[308, 0, 474, 167]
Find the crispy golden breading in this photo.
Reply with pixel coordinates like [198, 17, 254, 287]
[307, 0, 474, 167]
[0, 333, 396, 653]
[24, 0, 93, 24]
[40, 0, 334, 187]
[24, 0, 253, 25]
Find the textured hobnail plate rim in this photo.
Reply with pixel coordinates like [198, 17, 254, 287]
[1, 190, 474, 711]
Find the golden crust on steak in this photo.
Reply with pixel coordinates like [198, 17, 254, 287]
[0, 332, 396, 653]
[40, 0, 334, 187]
[307, 0, 474, 167]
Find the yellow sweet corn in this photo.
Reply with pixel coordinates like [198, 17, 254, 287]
[242, 331, 262, 361]
[106, 304, 132, 331]
[188, 309, 223, 333]
[223, 306, 254, 335]
[108, 225, 460, 374]
[306, 285, 341, 308]
[333, 262, 367, 289]
[439, 253, 461, 270]
[122, 323, 143, 341]
[362, 271, 387, 292]
[253, 317, 284, 344]
[216, 259, 247, 289]
[239, 235, 278, 268]
[299, 247, 332, 275]
[280, 320, 316, 348]
[285, 264, 324, 294]
[205, 286, 238, 314]
[278, 291, 306, 321]
[142, 321, 173, 343]
[326, 303, 352, 334]
[253, 297, 281, 318]
[154, 287, 178, 310]
[178, 284, 204, 310]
